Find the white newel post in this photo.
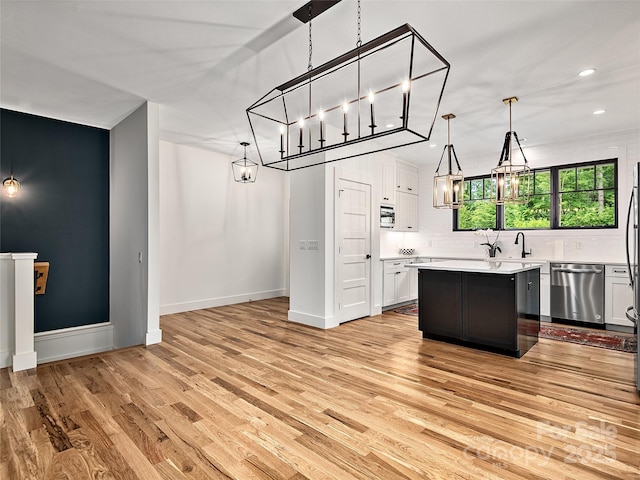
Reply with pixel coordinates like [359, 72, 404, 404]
[12, 253, 38, 371]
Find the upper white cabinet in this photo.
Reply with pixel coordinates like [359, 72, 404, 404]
[605, 265, 634, 327]
[381, 161, 396, 205]
[396, 192, 418, 232]
[393, 162, 419, 232]
[396, 163, 419, 195]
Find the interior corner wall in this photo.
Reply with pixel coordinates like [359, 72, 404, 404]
[288, 165, 329, 328]
[110, 102, 160, 348]
[158, 141, 286, 315]
[0, 108, 110, 332]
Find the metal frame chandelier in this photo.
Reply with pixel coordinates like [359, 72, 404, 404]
[433, 113, 463, 209]
[490, 97, 530, 204]
[231, 142, 259, 183]
[246, 0, 450, 171]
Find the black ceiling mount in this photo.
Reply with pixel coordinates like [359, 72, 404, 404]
[292, 0, 342, 23]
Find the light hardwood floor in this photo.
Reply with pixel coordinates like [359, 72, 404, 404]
[1, 297, 639, 479]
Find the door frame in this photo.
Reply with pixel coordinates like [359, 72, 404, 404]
[333, 166, 377, 324]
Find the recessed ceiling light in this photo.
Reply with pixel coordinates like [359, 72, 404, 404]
[519, 137, 528, 142]
[578, 68, 596, 77]
[385, 123, 394, 128]
[429, 144, 437, 148]
[593, 109, 606, 115]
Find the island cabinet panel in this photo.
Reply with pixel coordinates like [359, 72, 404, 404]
[418, 270, 463, 338]
[463, 273, 517, 351]
[418, 268, 540, 357]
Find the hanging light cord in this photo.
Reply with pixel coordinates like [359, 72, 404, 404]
[356, 0, 362, 48]
[308, 4, 313, 71]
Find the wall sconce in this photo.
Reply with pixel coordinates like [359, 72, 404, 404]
[3, 175, 20, 197]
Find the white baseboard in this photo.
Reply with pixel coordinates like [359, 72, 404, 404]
[287, 310, 335, 330]
[34, 322, 114, 364]
[145, 328, 162, 345]
[160, 289, 287, 316]
[12, 351, 37, 372]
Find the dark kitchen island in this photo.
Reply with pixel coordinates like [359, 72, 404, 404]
[407, 260, 542, 358]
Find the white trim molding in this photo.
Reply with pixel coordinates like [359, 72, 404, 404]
[160, 288, 287, 316]
[287, 309, 336, 330]
[34, 322, 114, 364]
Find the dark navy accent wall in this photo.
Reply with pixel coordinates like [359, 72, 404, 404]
[1, 109, 109, 333]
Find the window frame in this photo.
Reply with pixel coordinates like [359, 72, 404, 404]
[453, 158, 618, 231]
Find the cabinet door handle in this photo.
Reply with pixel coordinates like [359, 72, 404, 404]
[612, 268, 627, 274]
[407, 187, 413, 191]
[383, 197, 389, 200]
[394, 262, 401, 265]
[407, 226, 413, 229]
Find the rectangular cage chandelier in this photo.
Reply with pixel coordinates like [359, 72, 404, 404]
[246, 23, 450, 171]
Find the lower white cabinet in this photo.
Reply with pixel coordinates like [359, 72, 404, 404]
[605, 265, 634, 327]
[383, 259, 418, 307]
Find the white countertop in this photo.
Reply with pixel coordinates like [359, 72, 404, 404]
[381, 254, 628, 265]
[407, 259, 544, 274]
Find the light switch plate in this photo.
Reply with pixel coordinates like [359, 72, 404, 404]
[299, 240, 306, 250]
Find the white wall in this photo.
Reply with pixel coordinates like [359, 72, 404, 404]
[407, 129, 640, 262]
[158, 141, 287, 314]
[110, 102, 161, 348]
[288, 152, 390, 328]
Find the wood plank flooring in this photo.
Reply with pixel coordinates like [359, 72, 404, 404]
[2, 297, 639, 479]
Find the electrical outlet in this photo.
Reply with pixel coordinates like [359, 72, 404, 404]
[576, 241, 583, 250]
[308, 240, 319, 250]
[299, 240, 306, 250]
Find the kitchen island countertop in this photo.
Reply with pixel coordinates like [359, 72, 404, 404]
[407, 259, 543, 275]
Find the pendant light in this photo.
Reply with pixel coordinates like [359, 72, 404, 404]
[231, 142, 258, 183]
[3, 174, 20, 198]
[246, 1, 450, 171]
[490, 97, 530, 204]
[433, 113, 463, 209]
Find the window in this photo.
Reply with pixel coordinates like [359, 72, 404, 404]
[454, 159, 617, 231]
[456, 176, 496, 230]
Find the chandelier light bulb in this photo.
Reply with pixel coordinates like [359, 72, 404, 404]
[368, 91, 375, 103]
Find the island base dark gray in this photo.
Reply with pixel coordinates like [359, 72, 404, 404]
[418, 269, 540, 358]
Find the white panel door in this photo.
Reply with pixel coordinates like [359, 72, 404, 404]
[337, 179, 371, 323]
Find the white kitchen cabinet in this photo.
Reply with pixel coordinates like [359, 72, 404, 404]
[605, 265, 634, 327]
[396, 163, 419, 195]
[383, 259, 417, 307]
[381, 161, 396, 205]
[396, 191, 418, 232]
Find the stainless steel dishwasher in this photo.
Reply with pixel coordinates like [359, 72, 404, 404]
[550, 263, 605, 324]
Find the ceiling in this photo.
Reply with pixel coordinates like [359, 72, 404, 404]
[2, 0, 639, 167]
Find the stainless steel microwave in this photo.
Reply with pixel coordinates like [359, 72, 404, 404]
[380, 205, 395, 229]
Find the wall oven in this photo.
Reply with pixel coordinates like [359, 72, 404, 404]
[380, 205, 395, 229]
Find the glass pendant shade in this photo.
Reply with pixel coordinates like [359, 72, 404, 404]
[490, 97, 530, 204]
[232, 142, 258, 183]
[247, 23, 450, 171]
[3, 175, 20, 197]
[433, 114, 463, 209]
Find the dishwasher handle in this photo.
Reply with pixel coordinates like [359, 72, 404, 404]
[550, 267, 603, 274]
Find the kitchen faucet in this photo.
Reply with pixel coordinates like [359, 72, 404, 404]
[514, 232, 532, 258]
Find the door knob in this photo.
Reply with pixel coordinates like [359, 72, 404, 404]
[366, 254, 371, 259]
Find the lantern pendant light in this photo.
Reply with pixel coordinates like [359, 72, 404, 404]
[433, 114, 463, 209]
[490, 97, 530, 204]
[3, 174, 20, 198]
[232, 142, 259, 183]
